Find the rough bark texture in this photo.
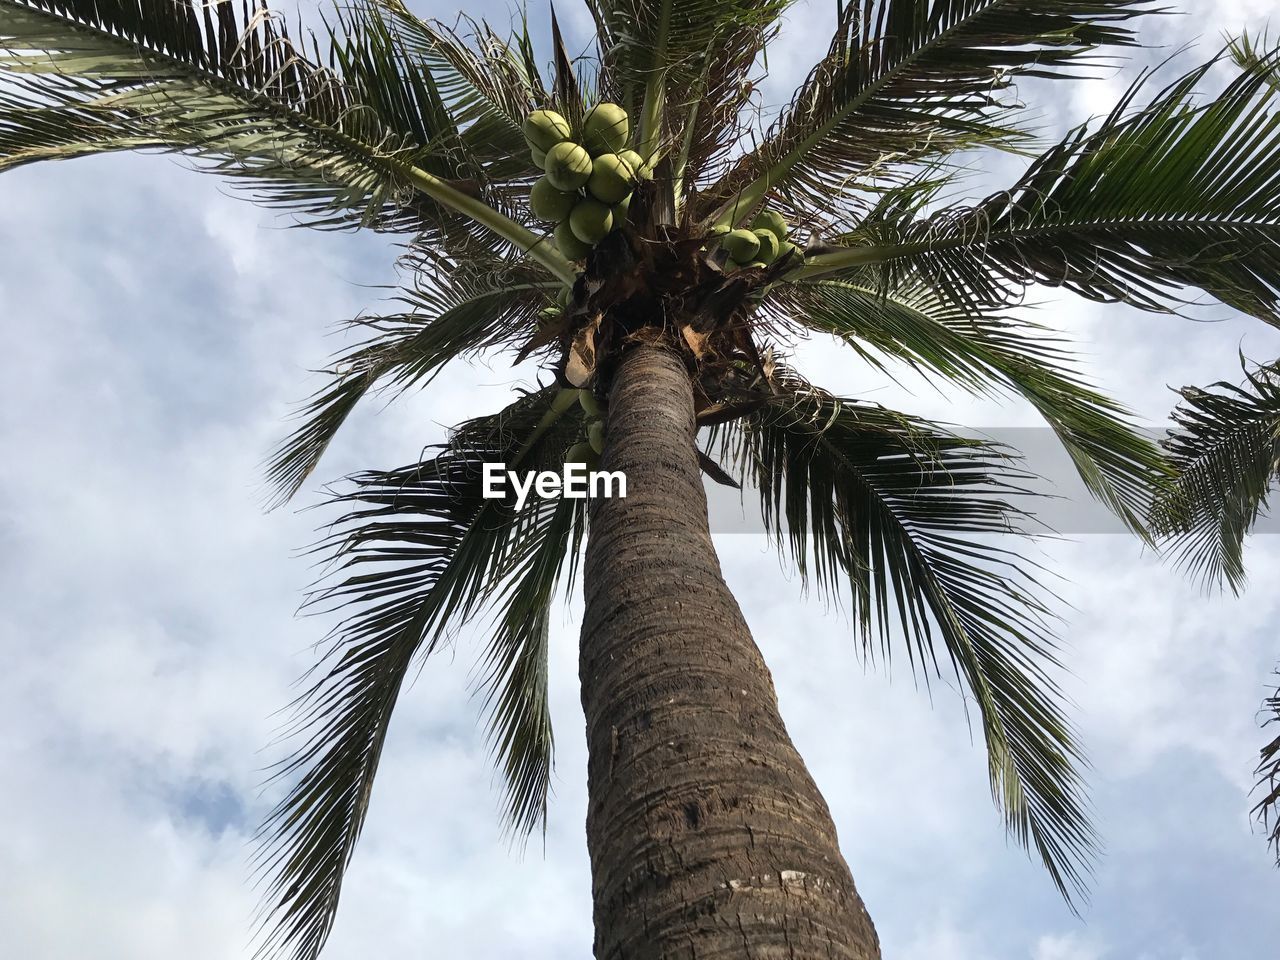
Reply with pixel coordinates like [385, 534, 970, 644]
[579, 344, 881, 959]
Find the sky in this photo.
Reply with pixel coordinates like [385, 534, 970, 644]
[1, 2, 1279, 958]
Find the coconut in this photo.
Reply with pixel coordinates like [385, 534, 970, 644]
[565, 441, 597, 466]
[523, 109, 572, 152]
[753, 228, 781, 264]
[579, 391, 602, 418]
[551, 387, 581, 414]
[752, 209, 789, 240]
[530, 145, 547, 168]
[744, 261, 768, 270]
[588, 421, 605, 455]
[723, 228, 761, 262]
[618, 149, 652, 181]
[587, 153, 636, 204]
[707, 223, 731, 238]
[776, 241, 801, 263]
[554, 220, 592, 261]
[530, 177, 578, 222]
[582, 103, 630, 155]
[556, 285, 572, 306]
[543, 141, 593, 191]
[569, 198, 614, 244]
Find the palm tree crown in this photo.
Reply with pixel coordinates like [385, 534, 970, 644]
[5, 0, 1280, 956]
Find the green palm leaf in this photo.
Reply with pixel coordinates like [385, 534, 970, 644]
[778, 278, 1172, 536]
[711, 383, 1095, 903]
[0, 0, 575, 276]
[373, 2, 547, 180]
[706, 0, 1159, 223]
[267, 252, 558, 505]
[1256, 672, 1280, 868]
[801, 47, 1280, 324]
[588, 0, 794, 175]
[1151, 358, 1280, 592]
[254, 388, 585, 960]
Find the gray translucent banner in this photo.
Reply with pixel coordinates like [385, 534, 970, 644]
[701, 427, 1278, 536]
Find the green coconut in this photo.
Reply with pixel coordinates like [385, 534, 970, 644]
[554, 220, 592, 261]
[706, 223, 731, 238]
[569, 198, 614, 245]
[530, 145, 547, 168]
[529, 177, 578, 222]
[618, 149, 652, 181]
[551, 387, 581, 414]
[556, 285, 572, 306]
[753, 228, 781, 264]
[723, 228, 761, 262]
[776, 240, 802, 263]
[587, 153, 636, 204]
[565, 441, 598, 466]
[744, 261, 768, 270]
[752, 209, 789, 240]
[543, 141, 593, 191]
[523, 109, 572, 152]
[582, 102, 630, 155]
[588, 421, 605, 455]
[579, 390, 603, 418]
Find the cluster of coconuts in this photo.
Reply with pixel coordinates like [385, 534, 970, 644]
[712, 209, 799, 271]
[523, 103, 652, 261]
[551, 387, 606, 467]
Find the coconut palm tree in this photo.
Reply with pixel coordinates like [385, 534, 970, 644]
[6, 0, 1280, 956]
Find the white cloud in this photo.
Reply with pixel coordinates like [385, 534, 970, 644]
[1035, 932, 1105, 960]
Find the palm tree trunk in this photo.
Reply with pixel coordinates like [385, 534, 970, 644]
[579, 344, 881, 959]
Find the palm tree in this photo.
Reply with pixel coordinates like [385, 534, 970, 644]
[5, 0, 1280, 956]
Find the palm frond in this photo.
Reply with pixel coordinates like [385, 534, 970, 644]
[253, 388, 584, 960]
[802, 46, 1280, 325]
[373, 2, 545, 181]
[266, 252, 557, 505]
[1151, 357, 1280, 592]
[0, 0, 575, 277]
[1256, 671, 1280, 868]
[705, 0, 1160, 223]
[476, 492, 584, 837]
[711, 382, 1096, 904]
[0, 0, 438, 225]
[588, 0, 793, 174]
[778, 278, 1171, 536]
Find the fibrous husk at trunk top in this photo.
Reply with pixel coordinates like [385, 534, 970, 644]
[521, 208, 786, 407]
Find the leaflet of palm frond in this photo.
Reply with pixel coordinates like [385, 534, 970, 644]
[1151, 358, 1280, 592]
[267, 255, 555, 505]
[704, 0, 1160, 222]
[1255, 674, 1280, 868]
